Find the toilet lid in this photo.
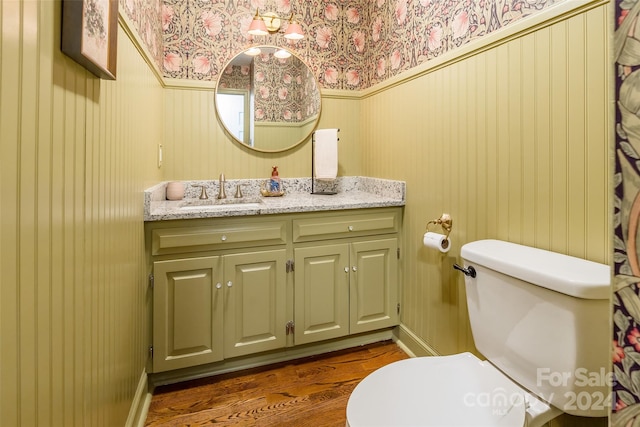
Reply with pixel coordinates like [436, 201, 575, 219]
[346, 352, 526, 427]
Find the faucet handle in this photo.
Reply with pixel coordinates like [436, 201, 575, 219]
[198, 185, 208, 199]
[235, 184, 243, 198]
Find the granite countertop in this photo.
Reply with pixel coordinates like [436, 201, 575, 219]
[144, 177, 406, 221]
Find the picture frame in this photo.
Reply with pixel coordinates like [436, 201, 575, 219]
[61, 0, 118, 80]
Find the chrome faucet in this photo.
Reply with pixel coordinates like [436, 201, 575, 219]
[217, 173, 227, 199]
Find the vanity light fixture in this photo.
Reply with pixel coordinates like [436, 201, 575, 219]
[244, 46, 262, 56]
[247, 9, 305, 40]
[247, 11, 269, 36]
[284, 20, 304, 40]
[274, 48, 292, 59]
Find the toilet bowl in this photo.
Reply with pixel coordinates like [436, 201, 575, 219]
[346, 239, 610, 427]
[346, 352, 561, 427]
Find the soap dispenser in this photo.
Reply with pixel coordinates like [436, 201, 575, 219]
[270, 166, 281, 192]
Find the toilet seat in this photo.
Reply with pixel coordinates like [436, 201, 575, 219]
[346, 352, 526, 427]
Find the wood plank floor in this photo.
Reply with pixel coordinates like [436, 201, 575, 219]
[145, 341, 409, 426]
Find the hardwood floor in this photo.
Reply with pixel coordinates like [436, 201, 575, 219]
[145, 341, 409, 426]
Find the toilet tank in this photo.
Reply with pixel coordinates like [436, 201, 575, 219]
[460, 239, 610, 417]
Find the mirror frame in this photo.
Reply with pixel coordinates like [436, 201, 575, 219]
[214, 45, 322, 153]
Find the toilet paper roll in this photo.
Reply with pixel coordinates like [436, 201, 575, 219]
[423, 232, 451, 253]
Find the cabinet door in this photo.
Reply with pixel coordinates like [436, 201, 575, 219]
[223, 249, 287, 358]
[294, 244, 350, 345]
[153, 256, 223, 372]
[350, 238, 399, 334]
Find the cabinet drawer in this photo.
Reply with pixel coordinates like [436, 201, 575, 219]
[293, 210, 399, 242]
[152, 220, 287, 255]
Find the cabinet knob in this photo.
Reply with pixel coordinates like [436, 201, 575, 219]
[227, 281, 233, 287]
[216, 283, 222, 289]
[344, 267, 349, 273]
[221, 235, 227, 241]
[348, 225, 354, 231]
[352, 266, 357, 272]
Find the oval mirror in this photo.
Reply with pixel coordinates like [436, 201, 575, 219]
[215, 46, 321, 153]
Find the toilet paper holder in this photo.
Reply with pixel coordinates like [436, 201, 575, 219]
[426, 213, 452, 242]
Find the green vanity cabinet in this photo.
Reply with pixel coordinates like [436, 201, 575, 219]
[222, 249, 287, 359]
[146, 207, 402, 374]
[349, 238, 399, 334]
[152, 248, 287, 372]
[293, 244, 350, 345]
[292, 210, 400, 346]
[152, 256, 224, 372]
[148, 218, 289, 373]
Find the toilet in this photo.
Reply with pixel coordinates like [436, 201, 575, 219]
[346, 239, 610, 427]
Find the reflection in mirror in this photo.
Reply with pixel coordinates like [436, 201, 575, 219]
[215, 46, 321, 153]
[217, 90, 251, 144]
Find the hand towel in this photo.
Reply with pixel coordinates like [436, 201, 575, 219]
[314, 128, 338, 180]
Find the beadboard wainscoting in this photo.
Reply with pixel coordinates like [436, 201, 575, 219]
[1, 1, 612, 426]
[360, 2, 611, 356]
[0, 4, 163, 426]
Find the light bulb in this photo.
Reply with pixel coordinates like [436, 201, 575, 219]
[284, 21, 304, 40]
[274, 49, 291, 59]
[245, 47, 262, 56]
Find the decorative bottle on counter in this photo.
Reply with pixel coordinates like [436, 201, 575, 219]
[270, 166, 281, 193]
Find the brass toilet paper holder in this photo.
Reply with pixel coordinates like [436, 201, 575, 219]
[426, 213, 452, 242]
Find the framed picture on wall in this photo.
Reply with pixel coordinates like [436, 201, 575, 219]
[61, 0, 118, 80]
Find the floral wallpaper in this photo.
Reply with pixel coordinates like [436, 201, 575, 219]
[252, 52, 319, 122]
[119, 0, 163, 68]
[157, 0, 562, 90]
[218, 64, 251, 90]
[361, 0, 559, 88]
[121, 0, 563, 89]
[613, 0, 640, 425]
